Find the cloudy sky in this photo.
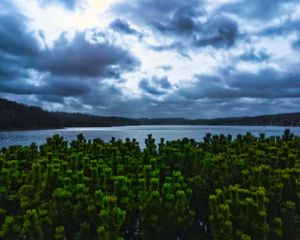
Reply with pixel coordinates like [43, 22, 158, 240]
[1, 0, 300, 118]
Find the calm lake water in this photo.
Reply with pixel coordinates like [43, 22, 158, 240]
[0, 125, 300, 149]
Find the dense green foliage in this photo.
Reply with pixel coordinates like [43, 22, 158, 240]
[0, 130, 300, 239]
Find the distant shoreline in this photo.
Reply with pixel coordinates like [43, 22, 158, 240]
[1, 98, 300, 130]
[0, 123, 298, 132]
[0, 127, 65, 132]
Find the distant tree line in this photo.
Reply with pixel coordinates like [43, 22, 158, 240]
[0, 98, 60, 130]
[53, 112, 138, 127]
[1, 98, 300, 130]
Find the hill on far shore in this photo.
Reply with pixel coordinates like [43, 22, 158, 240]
[0, 98, 300, 130]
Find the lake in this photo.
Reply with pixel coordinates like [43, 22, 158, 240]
[0, 125, 300, 149]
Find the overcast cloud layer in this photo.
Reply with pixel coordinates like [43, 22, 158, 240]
[1, 0, 300, 118]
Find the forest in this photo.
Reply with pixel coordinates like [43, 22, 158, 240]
[0, 98, 61, 130]
[0, 129, 299, 239]
[1, 98, 300, 130]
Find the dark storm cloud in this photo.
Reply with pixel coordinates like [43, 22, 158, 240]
[109, 19, 141, 36]
[37, 31, 140, 77]
[178, 75, 237, 100]
[112, 0, 240, 50]
[112, 0, 202, 51]
[0, 81, 28, 95]
[239, 48, 270, 62]
[293, 39, 300, 49]
[36, 84, 126, 114]
[0, 2, 139, 78]
[38, 0, 80, 9]
[139, 76, 172, 95]
[37, 95, 65, 104]
[112, 0, 202, 29]
[0, 14, 41, 57]
[93, 93, 299, 119]
[0, 55, 27, 81]
[148, 42, 191, 58]
[139, 80, 164, 96]
[28, 82, 127, 114]
[0, 74, 91, 97]
[178, 68, 300, 100]
[0, 7, 140, 101]
[0, 11, 42, 91]
[157, 77, 172, 89]
[258, 19, 300, 38]
[151, 4, 200, 35]
[2, 0, 300, 118]
[194, 16, 238, 48]
[218, 0, 297, 20]
[229, 69, 300, 98]
[44, 76, 93, 96]
[76, 85, 123, 109]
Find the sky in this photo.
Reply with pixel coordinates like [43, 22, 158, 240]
[1, 0, 300, 118]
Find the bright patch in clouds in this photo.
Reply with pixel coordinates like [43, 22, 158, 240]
[1, 0, 300, 118]
[12, 0, 114, 42]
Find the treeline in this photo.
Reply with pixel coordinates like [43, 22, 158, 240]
[0, 99, 138, 130]
[138, 113, 300, 126]
[54, 112, 138, 127]
[188, 113, 300, 126]
[0, 98, 60, 130]
[1, 98, 300, 130]
[0, 130, 299, 239]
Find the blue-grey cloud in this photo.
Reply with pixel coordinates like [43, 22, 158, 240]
[293, 39, 300, 49]
[0, 74, 92, 96]
[194, 16, 238, 48]
[258, 19, 300, 38]
[0, 55, 27, 81]
[178, 68, 300, 100]
[0, 11, 42, 90]
[2, 0, 300, 119]
[37, 94, 65, 104]
[0, 0, 18, 14]
[139, 76, 172, 95]
[112, 0, 202, 29]
[228, 69, 300, 98]
[152, 4, 200, 35]
[38, 0, 80, 9]
[158, 65, 173, 71]
[148, 42, 191, 58]
[239, 48, 270, 62]
[38, 31, 140, 77]
[0, 14, 41, 57]
[157, 77, 172, 89]
[0, 9, 140, 101]
[218, 0, 297, 20]
[109, 19, 141, 37]
[112, 0, 239, 50]
[86, 92, 300, 119]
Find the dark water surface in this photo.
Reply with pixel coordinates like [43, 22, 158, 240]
[0, 125, 300, 148]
